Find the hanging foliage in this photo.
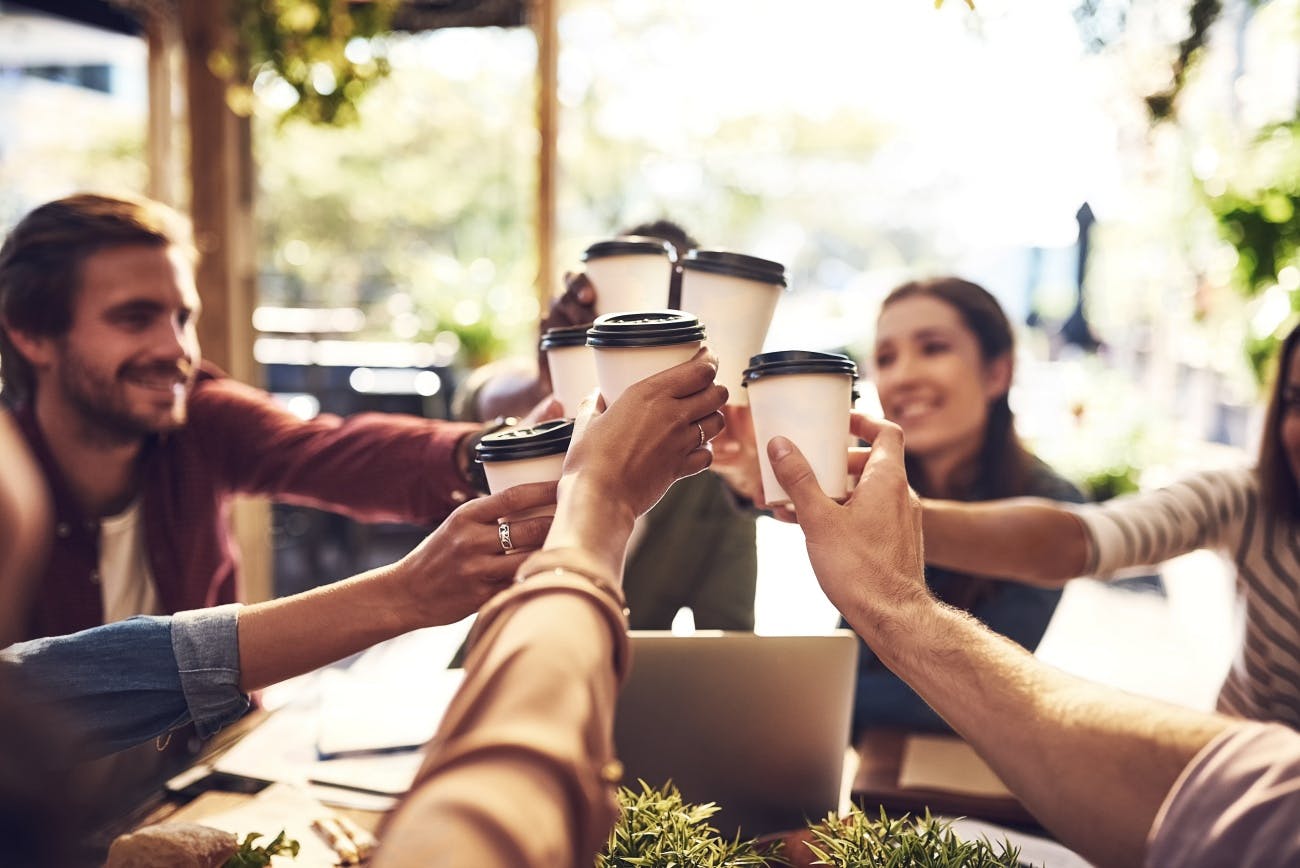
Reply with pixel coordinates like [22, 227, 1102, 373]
[228, 0, 401, 125]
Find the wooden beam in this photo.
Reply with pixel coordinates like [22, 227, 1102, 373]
[176, 0, 272, 603]
[144, 10, 179, 207]
[532, 0, 558, 308]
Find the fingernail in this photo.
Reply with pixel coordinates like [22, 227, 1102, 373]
[769, 436, 792, 460]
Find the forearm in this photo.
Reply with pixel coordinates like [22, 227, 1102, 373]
[236, 566, 427, 691]
[859, 598, 1231, 868]
[921, 497, 1088, 585]
[380, 590, 621, 868]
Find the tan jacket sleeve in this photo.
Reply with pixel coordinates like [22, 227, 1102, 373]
[375, 549, 629, 868]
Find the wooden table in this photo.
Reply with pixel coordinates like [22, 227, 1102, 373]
[851, 728, 1043, 832]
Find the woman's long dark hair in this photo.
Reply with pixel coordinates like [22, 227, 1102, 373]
[881, 277, 1032, 500]
[1257, 321, 1300, 521]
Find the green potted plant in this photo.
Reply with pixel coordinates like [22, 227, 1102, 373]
[600, 782, 1027, 868]
[598, 781, 770, 868]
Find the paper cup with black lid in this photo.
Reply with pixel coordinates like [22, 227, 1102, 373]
[742, 350, 858, 507]
[582, 236, 676, 317]
[679, 250, 787, 405]
[475, 419, 574, 519]
[540, 325, 599, 416]
[587, 310, 706, 406]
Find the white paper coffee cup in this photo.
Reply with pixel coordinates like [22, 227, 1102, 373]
[743, 351, 858, 507]
[582, 237, 676, 317]
[476, 419, 573, 519]
[587, 310, 706, 406]
[540, 325, 599, 416]
[679, 250, 787, 405]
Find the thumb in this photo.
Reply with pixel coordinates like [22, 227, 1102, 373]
[569, 388, 603, 445]
[767, 436, 832, 520]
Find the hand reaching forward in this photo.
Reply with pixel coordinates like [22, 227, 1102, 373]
[767, 413, 930, 638]
[392, 481, 558, 626]
[562, 348, 727, 520]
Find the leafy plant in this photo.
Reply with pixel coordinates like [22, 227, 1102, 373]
[599, 781, 772, 868]
[599, 783, 1028, 868]
[803, 807, 1022, 868]
[223, 830, 300, 868]
[226, 0, 400, 125]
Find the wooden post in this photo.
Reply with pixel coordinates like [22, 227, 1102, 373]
[144, 10, 180, 207]
[533, 0, 559, 308]
[176, 0, 272, 603]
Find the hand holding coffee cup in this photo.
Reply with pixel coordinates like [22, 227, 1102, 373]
[742, 350, 858, 508]
[476, 419, 575, 521]
[393, 481, 558, 624]
[562, 348, 727, 519]
[587, 310, 706, 406]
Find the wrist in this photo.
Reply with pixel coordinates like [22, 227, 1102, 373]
[845, 588, 938, 667]
[459, 416, 520, 494]
[547, 472, 637, 576]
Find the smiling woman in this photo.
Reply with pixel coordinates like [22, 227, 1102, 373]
[847, 276, 1086, 736]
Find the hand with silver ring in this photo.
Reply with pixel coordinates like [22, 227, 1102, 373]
[498, 521, 514, 552]
[695, 421, 707, 449]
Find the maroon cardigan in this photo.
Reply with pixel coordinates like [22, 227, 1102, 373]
[17, 365, 481, 640]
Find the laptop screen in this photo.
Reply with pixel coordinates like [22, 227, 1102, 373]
[613, 630, 858, 837]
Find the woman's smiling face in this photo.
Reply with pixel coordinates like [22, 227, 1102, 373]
[872, 295, 1009, 465]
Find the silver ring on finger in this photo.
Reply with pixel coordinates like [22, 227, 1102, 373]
[695, 421, 707, 449]
[498, 521, 514, 552]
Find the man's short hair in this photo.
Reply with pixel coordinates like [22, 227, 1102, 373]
[0, 193, 196, 403]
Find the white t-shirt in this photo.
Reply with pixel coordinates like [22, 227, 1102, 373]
[98, 499, 161, 623]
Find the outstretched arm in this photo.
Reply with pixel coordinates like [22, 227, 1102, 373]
[380, 350, 728, 868]
[4, 482, 561, 757]
[769, 414, 1232, 868]
[920, 496, 1090, 586]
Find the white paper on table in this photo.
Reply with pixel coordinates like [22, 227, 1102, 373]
[898, 734, 1014, 798]
[214, 622, 472, 805]
[943, 817, 1097, 868]
[315, 668, 465, 758]
[197, 782, 354, 868]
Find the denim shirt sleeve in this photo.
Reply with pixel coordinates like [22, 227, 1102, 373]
[1, 604, 248, 758]
[171, 604, 250, 739]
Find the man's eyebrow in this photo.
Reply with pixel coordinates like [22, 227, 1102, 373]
[103, 299, 166, 316]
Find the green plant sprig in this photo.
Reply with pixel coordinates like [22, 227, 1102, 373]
[223, 830, 301, 868]
[803, 807, 1023, 868]
[600, 783, 1030, 868]
[599, 780, 773, 868]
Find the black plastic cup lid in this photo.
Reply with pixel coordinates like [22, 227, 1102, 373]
[586, 310, 706, 349]
[681, 249, 787, 287]
[476, 418, 575, 462]
[582, 236, 676, 262]
[742, 350, 858, 385]
[539, 324, 592, 351]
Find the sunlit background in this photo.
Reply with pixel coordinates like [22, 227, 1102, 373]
[2, 0, 1298, 705]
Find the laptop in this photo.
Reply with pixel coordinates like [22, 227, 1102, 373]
[614, 630, 859, 837]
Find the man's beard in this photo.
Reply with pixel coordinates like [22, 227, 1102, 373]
[56, 346, 190, 446]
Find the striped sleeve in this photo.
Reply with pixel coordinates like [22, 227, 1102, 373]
[1072, 466, 1256, 579]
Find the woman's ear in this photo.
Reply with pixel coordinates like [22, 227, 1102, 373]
[982, 352, 1013, 401]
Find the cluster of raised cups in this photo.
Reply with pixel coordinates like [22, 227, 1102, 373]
[492, 236, 856, 509]
[543, 236, 791, 414]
